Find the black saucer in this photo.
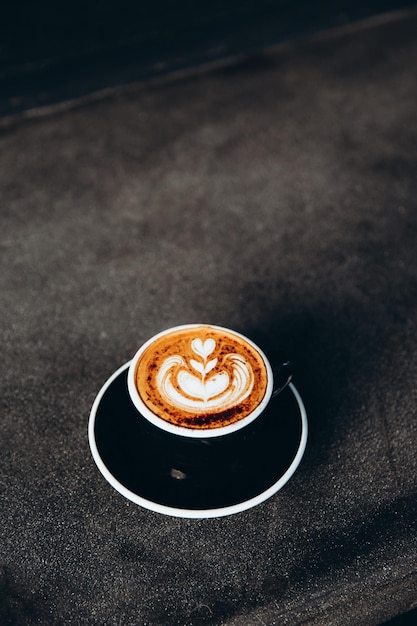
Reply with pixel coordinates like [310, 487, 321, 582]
[88, 362, 307, 518]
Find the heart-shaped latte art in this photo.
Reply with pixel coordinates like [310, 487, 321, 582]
[191, 338, 216, 359]
[155, 338, 254, 413]
[133, 325, 270, 429]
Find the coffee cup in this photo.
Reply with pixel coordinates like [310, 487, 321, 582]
[127, 324, 292, 439]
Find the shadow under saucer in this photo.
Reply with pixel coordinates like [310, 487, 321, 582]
[88, 362, 307, 518]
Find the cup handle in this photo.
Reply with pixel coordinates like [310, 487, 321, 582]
[270, 359, 293, 398]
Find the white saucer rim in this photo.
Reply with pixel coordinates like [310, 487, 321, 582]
[88, 361, 308, 519]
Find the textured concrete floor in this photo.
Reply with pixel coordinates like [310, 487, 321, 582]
[1, 9, 417, 626]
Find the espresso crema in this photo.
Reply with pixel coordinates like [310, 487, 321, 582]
[133, 325, 269, 430]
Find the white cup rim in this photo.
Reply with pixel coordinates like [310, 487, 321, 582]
[127, 324, 274, 438]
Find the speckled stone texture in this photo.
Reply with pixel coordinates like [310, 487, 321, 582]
[1, 9, 417, 626]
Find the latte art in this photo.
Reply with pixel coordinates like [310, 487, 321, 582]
[133, 325, 270, 430]
[157, 340, 254, 412]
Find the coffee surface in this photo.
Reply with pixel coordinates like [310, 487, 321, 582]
[134, 326, 269, 429]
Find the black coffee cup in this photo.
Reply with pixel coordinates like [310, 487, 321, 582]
[127, 324, 292, 439]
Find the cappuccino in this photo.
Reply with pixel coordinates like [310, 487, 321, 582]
[132, 325, 270, 431]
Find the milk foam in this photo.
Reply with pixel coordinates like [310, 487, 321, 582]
[156, 338, 254, 413]
[133, 325, 269, 430]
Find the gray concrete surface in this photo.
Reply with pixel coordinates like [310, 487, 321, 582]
[2, 10, 417, 625]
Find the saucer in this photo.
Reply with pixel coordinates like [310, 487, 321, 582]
[88, 362, 308, 518]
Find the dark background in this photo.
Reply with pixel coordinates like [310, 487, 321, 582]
[1, 0, 417, 117]
[2, 2, 417, 625]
